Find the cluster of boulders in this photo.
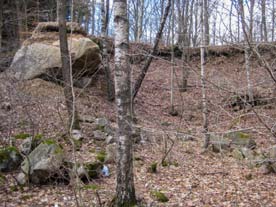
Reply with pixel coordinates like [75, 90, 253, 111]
[210, 131, 276, 174]
[0, 116, 144, 185]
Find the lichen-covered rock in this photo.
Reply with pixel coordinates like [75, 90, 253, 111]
[0, 146, 22, 172]
[93, 130, 107, 141]
[232, 148, 244, 160]
[16, 172, 27, 185]
[9, 22, 101, 81]
[210, 135, 231, 152]
[21, 141, 64, 184]
[225, 131, 256, 149]
[84, 162, 103, 179]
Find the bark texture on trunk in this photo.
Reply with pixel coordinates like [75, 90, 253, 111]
[58, 0, 80, 131]
[101, 0, 115, 101]
[201, 0, 210, 149]
[0, 0, 3, 49]
[114, 0, 136, 206]
[261, 0, 267, 41]
[132, 0, 172, 100]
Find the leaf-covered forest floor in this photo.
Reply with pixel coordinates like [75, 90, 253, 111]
[1, 46, 276, 206]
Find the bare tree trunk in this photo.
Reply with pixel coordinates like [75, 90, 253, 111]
[179, 0, 190, 92]
[229, 0, 233, 42]
[239, 0, 254, 103]
[91, 0, 96, 35]
[193, 0, 199, 46]
[113, 0, 136, 206]
[203, 0, 209, 45]
[201, 0, 210, 149]
[0, 0, 3, 50]
[101, 0, 115, 101]
[137, 0, 144, 42]
[132, 0, 172, 100]
[58, 0, 80, 131]
[272, 0, 275, 41]
[170, 0, 176, 115]
[261, 0, 267, 41]
[105, 0, 110, 35]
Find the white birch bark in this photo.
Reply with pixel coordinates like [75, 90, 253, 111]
[114, 0, 136, 205]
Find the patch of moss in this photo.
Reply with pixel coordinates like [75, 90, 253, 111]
[73, 139, 82, 151]
[161, 160, 169, 167]
[151, 190, 169, 203]
[43, 139, 57, 145]
[34, 134, 43, 140]
[96, 151, 106, 163]
[10, 185, 18, 192]
[148, 162, 157, 173]
[236, 132, 250, 139]
[14, 133, 30, 140]
[97, 125, 105, 132]
[20, 195, 32, 200]
[172, 161, 179, 167]
[84, 162, 103, 179]
[0, 147, 19, 161]
[0, 173, 6, 185]
[82, 184, 99, 191]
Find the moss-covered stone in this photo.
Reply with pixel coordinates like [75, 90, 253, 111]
[151, 190, 169, 203]
[0, 146, 22, 172]
[84, 162, 103, 179]
[96, 151, 106, 163]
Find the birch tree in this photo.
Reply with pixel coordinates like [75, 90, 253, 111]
[113, 0, 136, 205]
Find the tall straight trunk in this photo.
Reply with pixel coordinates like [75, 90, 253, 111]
[180, 0, 190, 92]
[101, 0, 106, 35]
[91, 0, 95, 35]
[176, 0, 183, 44]
[239, 0, 254, 102]
[132, 0, 172, 100]
[272, 0, 275, 41]
[261, 0, 267, 41]
[212, 4, 218, 45]
[101, 0, 115, 101]
[193, 0, 199, 46]
[58, 0, 80, 131]
[137, 0, 144, 42]
[113, 0, 136, 206]
[203, 0, 209, 45]
[105, 0, 110, 35]
[0, 0, 3, 49]
[170, 0, 176, 115]
[201, 0, 209, 149]
[229, 0, 233, 42]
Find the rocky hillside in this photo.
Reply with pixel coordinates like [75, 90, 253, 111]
[1, 41, 276, 206]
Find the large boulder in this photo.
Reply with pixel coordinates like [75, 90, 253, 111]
[210, 131, 256, 152]
[9, 22, 101, 81]
[21, 140, 64, 184]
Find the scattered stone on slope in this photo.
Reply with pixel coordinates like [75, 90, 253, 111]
[21, 140, 64, 184]
[0, 146, 22, 172]
[210, 131, 256, 153]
